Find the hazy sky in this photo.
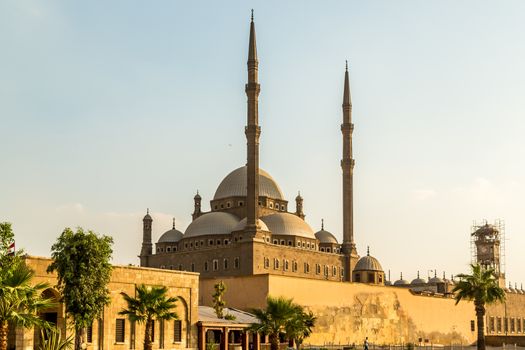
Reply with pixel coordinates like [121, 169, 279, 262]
[1, 1, 524, 285]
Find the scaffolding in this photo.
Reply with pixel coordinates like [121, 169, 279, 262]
[470, 219, 506, 279]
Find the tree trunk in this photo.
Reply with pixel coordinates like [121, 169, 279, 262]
[269, 333, 279, 350]
[74, 328, 81, 350]
[144, 319, 153, 350]
[475, 301, 486, 350]
[0, 321, 8, 350]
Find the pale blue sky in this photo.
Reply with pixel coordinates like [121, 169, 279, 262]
[1, 1, 524, 284]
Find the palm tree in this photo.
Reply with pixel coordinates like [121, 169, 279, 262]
[285, 309, 316, 350]
[119, 284, 178, 350]
[453, 264, 505, 350]
[249, 296, 301, 350]
[0, 262, 56, 350]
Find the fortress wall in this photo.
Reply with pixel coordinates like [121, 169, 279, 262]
[200, 274, 477, 346]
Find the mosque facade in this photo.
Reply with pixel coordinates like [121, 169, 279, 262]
[139, 14, 371, 285]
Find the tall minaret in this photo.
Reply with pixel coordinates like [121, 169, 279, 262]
[139, 208, 153, 266]
[245, 10, 261, 231]
[341, 62, 359, 279]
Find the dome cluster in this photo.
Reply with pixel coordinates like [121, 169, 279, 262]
[154, 166, 339, 255]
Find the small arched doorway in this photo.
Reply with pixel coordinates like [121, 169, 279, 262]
[33, 288, 65, 346]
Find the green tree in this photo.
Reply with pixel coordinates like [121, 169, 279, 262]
[212, 281, 227, 318]
[0, 262, 56, 350]
[249, 296, 301, 350]
[285, 309, 316, 350]
[47, 227, 113, 350]
[119, 284, 179, 350]
[0, 222, 22, 272]
[453, 264, 505, 350]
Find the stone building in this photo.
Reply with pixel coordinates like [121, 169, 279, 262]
[140, 13, 374, 287]
[8, 256, 199, 350]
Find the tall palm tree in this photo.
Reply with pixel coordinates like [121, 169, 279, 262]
[249, 296, 301, 350]
[285, 309, 316, 350]
[119, 284, 178, 350]
[453, 264, 505, 350]
[0, 262, 56, 350]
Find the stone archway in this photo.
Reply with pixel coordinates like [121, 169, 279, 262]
[33, 288, 65, 347]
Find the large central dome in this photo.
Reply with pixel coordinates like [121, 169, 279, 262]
[213, 166, 284, 200]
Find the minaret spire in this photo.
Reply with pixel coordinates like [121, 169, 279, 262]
[341, 62, 357, 257]
[341, 61, 358, 281]
[245, 11, 261, 230]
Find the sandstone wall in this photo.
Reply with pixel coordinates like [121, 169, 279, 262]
[200, 274, 477, 346]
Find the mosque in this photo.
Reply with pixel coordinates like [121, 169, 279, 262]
[139, 13, 378, 286]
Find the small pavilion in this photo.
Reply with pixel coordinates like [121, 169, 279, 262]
[198, 306, 262, 350]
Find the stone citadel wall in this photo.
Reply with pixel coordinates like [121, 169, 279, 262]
[200, 274, 478, 346]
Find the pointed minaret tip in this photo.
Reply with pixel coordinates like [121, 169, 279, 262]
[345, 60, 348, 72]
[343, 61, 351, 106]
[172, 218, 176, 229]
[248, 11, 258, 62]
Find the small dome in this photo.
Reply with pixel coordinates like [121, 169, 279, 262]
[429, 273, 444, 284]
[354, 255, 383, 272]
[394, 275, 410, 286]
[384, 280, 392, 286]
[233, 218, 269, 232]
[429, 276, 443, 284]
[143, 209, 152, 221]
[184, 212, 240, 238]
[158, 228, 183, 243]
[315, 229, 338, 244]
[411, 272, 427, 285]
[194, 192, 202, 200]
[214, 166, 284, 200]
[260, 212, 315, 239]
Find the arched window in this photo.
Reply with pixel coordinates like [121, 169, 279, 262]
[234, 257, 240, 269]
